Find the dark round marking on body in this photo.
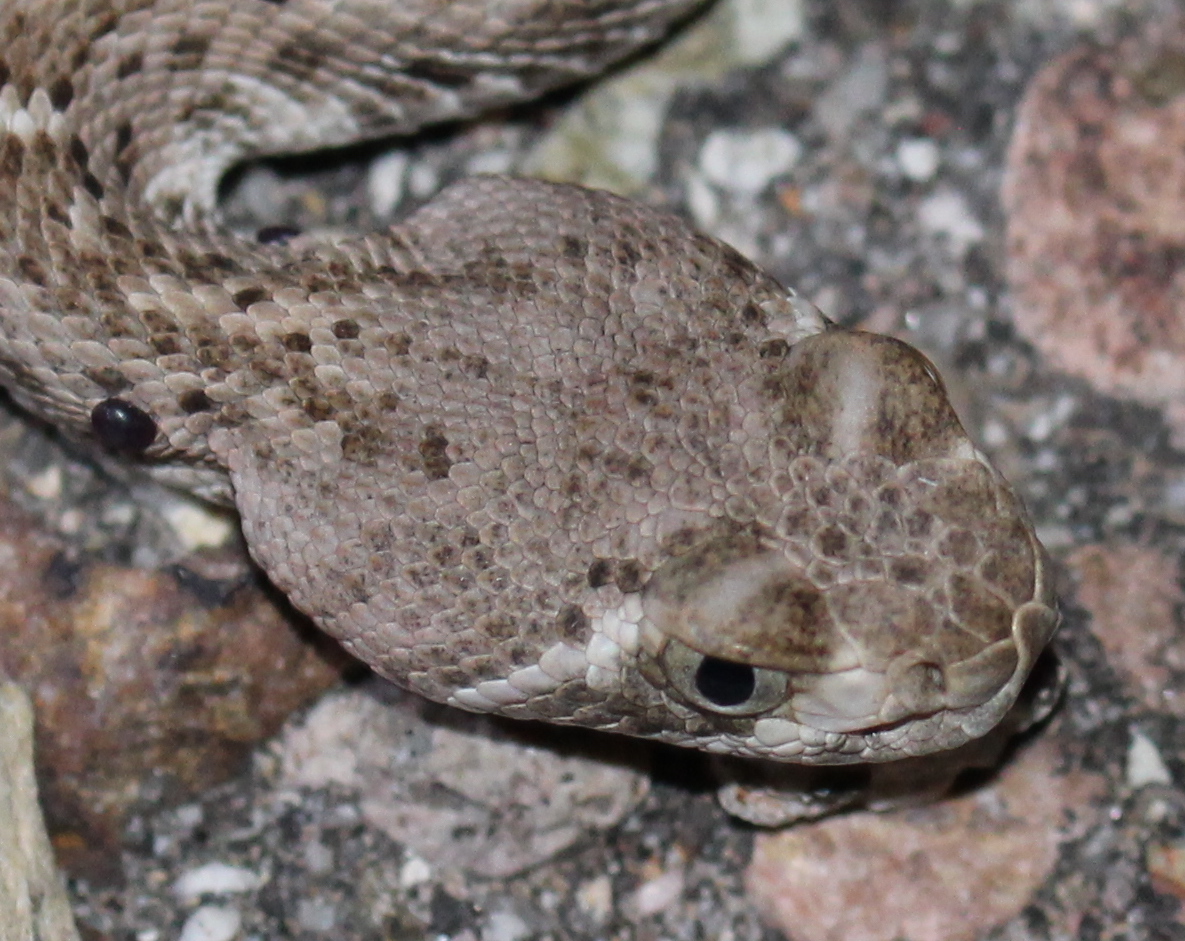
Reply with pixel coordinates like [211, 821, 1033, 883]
[613, 560, 644, 594]
[418, 427, 452, 480]
[759, 339, 789, 359]
[91, 398, 157, 453]
[179, 389, 214, 414]
[48, 76, 73, 110]
[555, 605, 590, 643]
[889, 556, 929, 587]
[232, 286, 268, 308]
[256, 224, 301, 245]
[102, 216, 133, 240]
[82, 171, 104, 200]
[45, 202, 70, 227]
[89, 11, 119, 42]
[587, 559, 612, 589]
[741, 302, 766, 326]
[86, 366, 132, 394]
[17, 256, 47, 286]
[31, 130, 57, 163]
[68, 136, 88, 167]
[283, 331, 312, 353]
[403, 58, 475, 88]
[171, 33, 211, 66]
[271, 33, 333, 82]
[1, 136, 25, 178]
[332, 318, 360, 339]
[385, 333, 412, 356]
[695, 657, 756, 707]
[117, 51, 144, 79]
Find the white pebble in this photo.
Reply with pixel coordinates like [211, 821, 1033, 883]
[917, 189, 984, 254]
[400, 855, 432, 888]
[729, 0, 805, 66]
[896, 137, 939, 182]
[628, 868, 685, 918]
[1128, 730, 1173, 788]
[177, 905, 241, 941]
[367, 150, 408, 219]
[575, 874, 613, 924]
[698, 128, 801, 196]
[174, 862, 262, 901]
[297, 898, 337, 933]
[482, 907, 531, 941]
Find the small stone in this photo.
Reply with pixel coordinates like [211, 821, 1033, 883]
[174, 862, 263, 901]
[627, 867, 685, 920]
[917, 189, 984, 255]
[1127, 730, 1173, 788]
[698, 128, 802, 196]
[0, 682, 82, 941]
[813, 44, 889, 139]
[481, 907, 531, 941]
[727, 0, 805, 66]
[0, 493, 347, 881]
[896, 138, 940, 182]
[177, 906, 241, 941]
[1004, 35, 1185, 428]
[367, 150, 408, 219]
[575, 874, 614, 925]
[303, 838, 334, 874]
[277, 686, 649, 878]
[399, 856, 432, 888]
[296, 897, 337, 933]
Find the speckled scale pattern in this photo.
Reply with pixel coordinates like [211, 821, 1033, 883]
[0, 0, 1058, 764]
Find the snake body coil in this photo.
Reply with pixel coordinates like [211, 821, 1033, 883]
[0, 1, 1057, 764]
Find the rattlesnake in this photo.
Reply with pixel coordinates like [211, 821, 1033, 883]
[0, 0, 1058, 771]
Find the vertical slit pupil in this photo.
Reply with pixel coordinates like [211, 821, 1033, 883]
[694, 656, 756, 707]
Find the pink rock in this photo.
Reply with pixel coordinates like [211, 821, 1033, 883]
[1004, 35, 1185, 431]
[746, 735, 1104, 941]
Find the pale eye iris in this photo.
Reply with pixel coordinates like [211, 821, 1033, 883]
[658, 640, 789, 717]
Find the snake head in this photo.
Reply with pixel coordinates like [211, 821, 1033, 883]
[637, 330, 1058, 763]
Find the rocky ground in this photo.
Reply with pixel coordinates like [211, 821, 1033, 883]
[7, 0, 1185, 938]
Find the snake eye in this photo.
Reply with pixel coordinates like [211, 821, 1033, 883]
[695, 657, 755, 706]
[659, 640, 789, 716]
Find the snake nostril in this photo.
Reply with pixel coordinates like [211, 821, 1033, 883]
[695, 656, 757, 707]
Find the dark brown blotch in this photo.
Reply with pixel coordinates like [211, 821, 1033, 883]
[48, 76, 73, 110]
[614, 560, 645, 594]
[17, 255, 47, 286]
[419, 427, 452, 480]
[232, 286, 268, 308]
[170, 33, 211, 65]
[1, 135, 25, 179]
[402, 58, 475, 88]
[178, 389, 214, 414]
[117, 51, 143, 79]
[282, 332, 312, 353]
[587, 559, 612, 589]
[555, 605, 590, 643]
